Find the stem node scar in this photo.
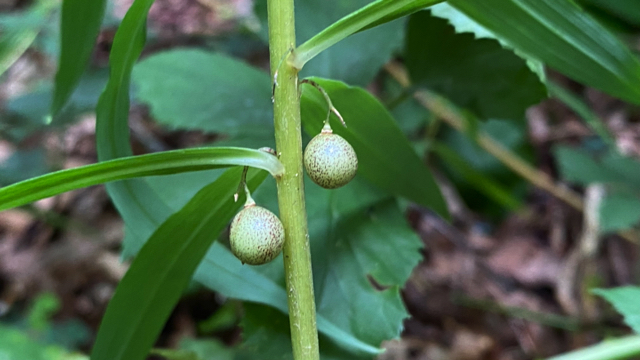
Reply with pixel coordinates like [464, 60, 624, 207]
[272, 47, 294, 103]
[259, 147, 278, 157]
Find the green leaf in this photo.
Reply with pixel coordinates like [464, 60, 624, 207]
[0, 27, 38, 77]
[0, 324, 84, 360]
[579, 0, 640, 27]
[554, 147, 617, 184]
[599, 194, 640, 233]
[90, 167, 267, 360]
[27, 292, 60, 331]
[291, 0, 444, 71]
[593, 287, 640, 334]
[0, 147, 283, 212]
[237, 303, 354, 360]
[405, 12, 547, 120]
[150, 349, 199, 360]
[132, 49, 274, 139]
[236, 303, 295, 360]
[449, 0, 640, 104]
[308, 200, 420, 352]
[96, 0, 152, 162]
[300, 77, 449, 218]
[94, 0, 171, 257]
[51, 0, 107, 116]
[195, 247, 382, 356]
[151, 338, 236, 360]
[361, 0, 448, 31]
[0, 0, 56, 77]
[554, 147, 640, 189]
[178, 338, 235, 360]
[427, 3, 546, 81]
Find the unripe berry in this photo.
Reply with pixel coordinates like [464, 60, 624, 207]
[230, 205, 285, 265]
[304, 131, 358, 189]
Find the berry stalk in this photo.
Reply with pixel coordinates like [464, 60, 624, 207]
[266, 1, 320, 359]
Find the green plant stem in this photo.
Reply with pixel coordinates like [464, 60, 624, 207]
[267, 1, 320, 360]
[546, 335, 640, 360]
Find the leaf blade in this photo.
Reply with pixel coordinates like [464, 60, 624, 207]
[132, 49, 273, 138]
[405, 11, 547, 120]
[51, 0, 107, 116]
[0, 147, 283, 211]
[593, 287, 640, 334]
[94, 0, 169, 257]
[449, 0, 640, 104]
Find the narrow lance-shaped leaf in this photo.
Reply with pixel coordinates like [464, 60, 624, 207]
[0, 29, 38, 77]
[91, 167, 267, 360]
[291, 0, 445, 69]
[94, 0, 167, 254]
[51, 0, 107, 116]
[449, 0, 640, 104]
[0, 147, 283, 212]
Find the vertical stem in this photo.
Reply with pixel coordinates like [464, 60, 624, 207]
[267, 1, 320, 360]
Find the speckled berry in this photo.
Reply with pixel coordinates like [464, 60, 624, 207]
[304, 132, 358, 189]
[230, 205, 285, 265]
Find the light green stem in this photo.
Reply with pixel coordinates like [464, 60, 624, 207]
[267, 1, 320, 360]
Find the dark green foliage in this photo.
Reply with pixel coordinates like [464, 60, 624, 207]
[406, 12, 547, 120]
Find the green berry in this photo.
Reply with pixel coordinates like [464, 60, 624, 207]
[304, 132, 358, 189]
[230, 205, 285, 265]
